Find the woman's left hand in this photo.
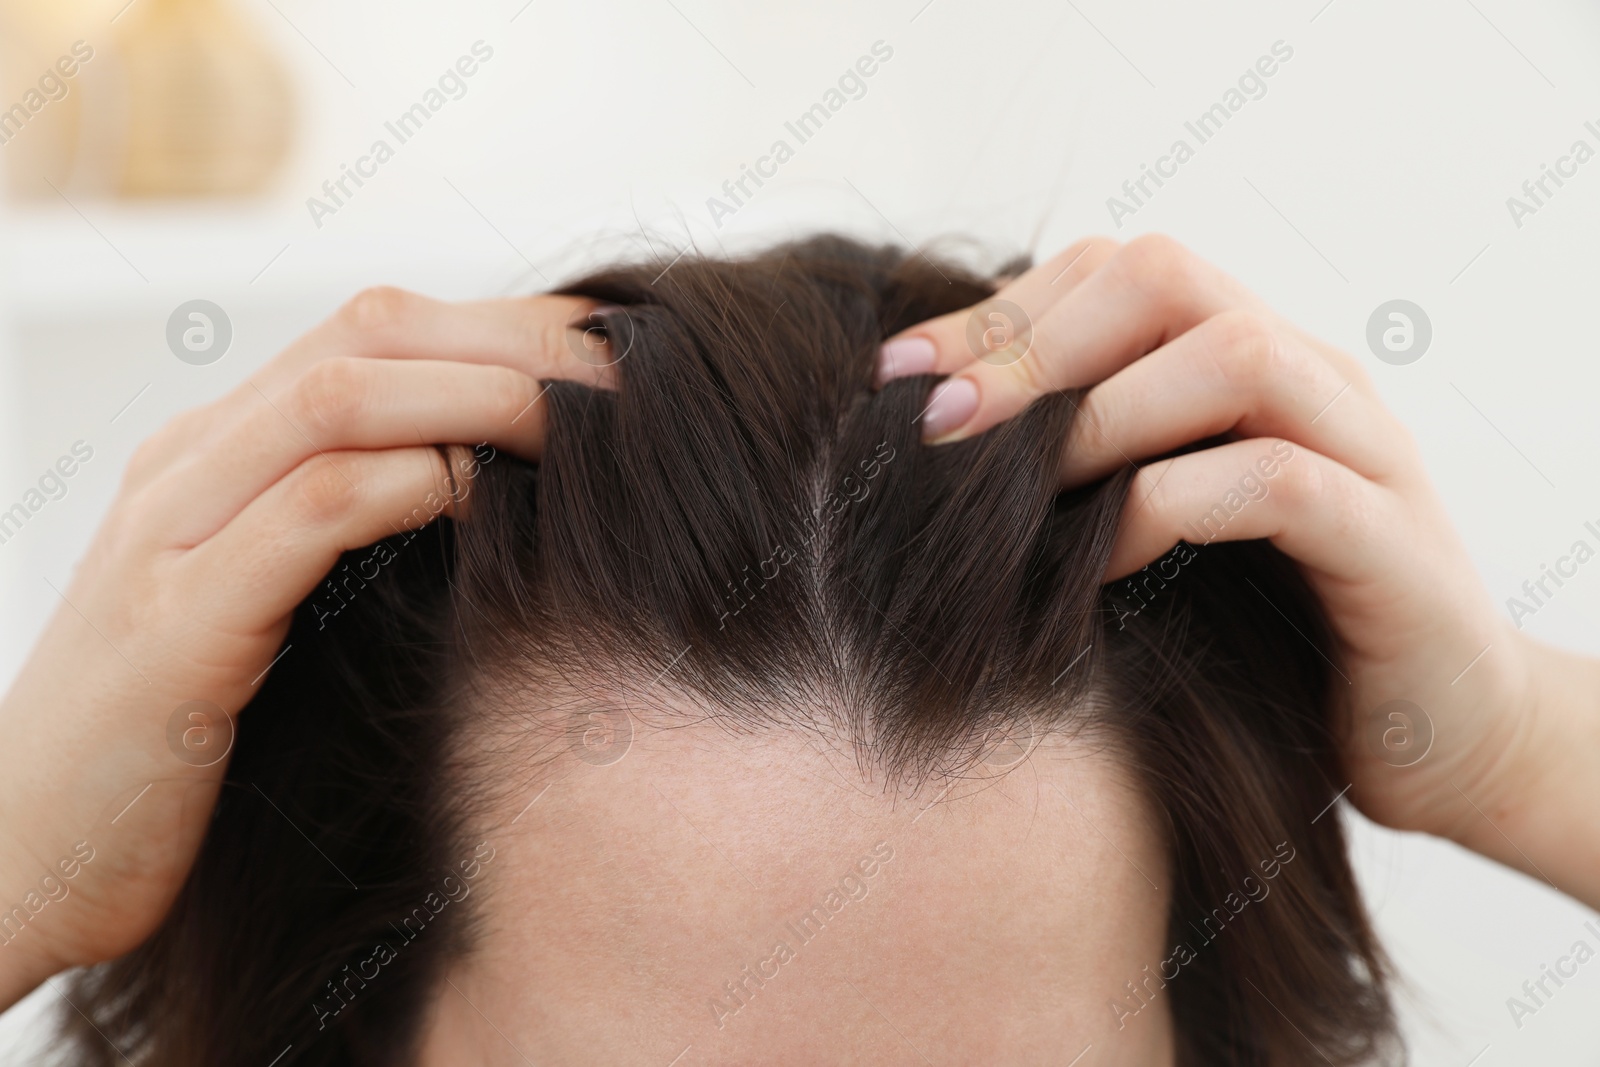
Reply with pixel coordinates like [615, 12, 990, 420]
[877, 234, 1600, 910]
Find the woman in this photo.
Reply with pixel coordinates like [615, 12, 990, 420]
[0, 234, 1593, 1065]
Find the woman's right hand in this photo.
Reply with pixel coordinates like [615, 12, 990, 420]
[878, 235, 1600, 911]
[0, 288, 616, 1008]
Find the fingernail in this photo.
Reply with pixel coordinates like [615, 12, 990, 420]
[920, 377, 979, 441]
[877, 337, 937, 383]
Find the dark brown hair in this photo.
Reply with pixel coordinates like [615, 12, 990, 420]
[60, 235, 1397, 1065]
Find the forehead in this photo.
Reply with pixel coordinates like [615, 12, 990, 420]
[420, 720, 1175, 1065]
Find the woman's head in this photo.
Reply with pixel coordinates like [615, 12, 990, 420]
[62, 235, 1396, 1065]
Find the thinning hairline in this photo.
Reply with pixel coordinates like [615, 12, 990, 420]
[446, 654, 1135, 804]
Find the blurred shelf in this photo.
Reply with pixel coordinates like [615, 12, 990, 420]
[0, 197, 548, 316]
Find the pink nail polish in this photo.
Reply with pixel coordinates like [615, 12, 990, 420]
[920, 378, 979, 440]
[877, 337, 938, 383]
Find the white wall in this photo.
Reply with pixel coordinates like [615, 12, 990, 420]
[2, 0, 1600, 1061]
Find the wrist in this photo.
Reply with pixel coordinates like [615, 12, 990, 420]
[0, 772, 76, 1009]
[1449, 637, 1600, 909]
[0, 846, 68, 1011]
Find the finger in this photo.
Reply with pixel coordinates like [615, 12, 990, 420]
[255, 289, 622, 392]
[181, 447, 464, 634]
[875, 237, 1121, 384]
[126, 290, 624, 490]
[120, 407, 222, 497]
[917, 235, 1267, 443]
[1106, 438, 1393, 585]
[1059, 311, 1412, 488]
[133, 358, 543, 551]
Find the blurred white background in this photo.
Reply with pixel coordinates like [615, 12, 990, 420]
[3, 0, 1600, 1062]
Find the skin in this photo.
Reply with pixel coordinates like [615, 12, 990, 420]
[418, 718, 1172, 1066]
[879, 234, 1600, 909]
[0, 237, 1597, 1055]
[0, 288, 616, 1008]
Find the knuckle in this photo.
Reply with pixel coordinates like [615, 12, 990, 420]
[1389, 420, 1424, 469]
[490, 366, 537, 425]
[1047, 236, 1119, 278]
[1338, 351, 1380, 397]
[124, 434, 170, 486]
[1120, 233, 1189, 279]
[107, 490, 162, 550]
[339, 285, 416, 335]
[289, 358, 368, 436]
[1009, 350, 1052, 395]
[1130, 461, 1176, 518]
[1116, 234, 1206, 309]
[125, 410, 205, 484]
[1271, 446, 1324, 509]
[1077, 235, 1122, 264]
[291, 456, 361, 524]
[1276, 451, 1369, 542]
[1207, 310, 1284, 385]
